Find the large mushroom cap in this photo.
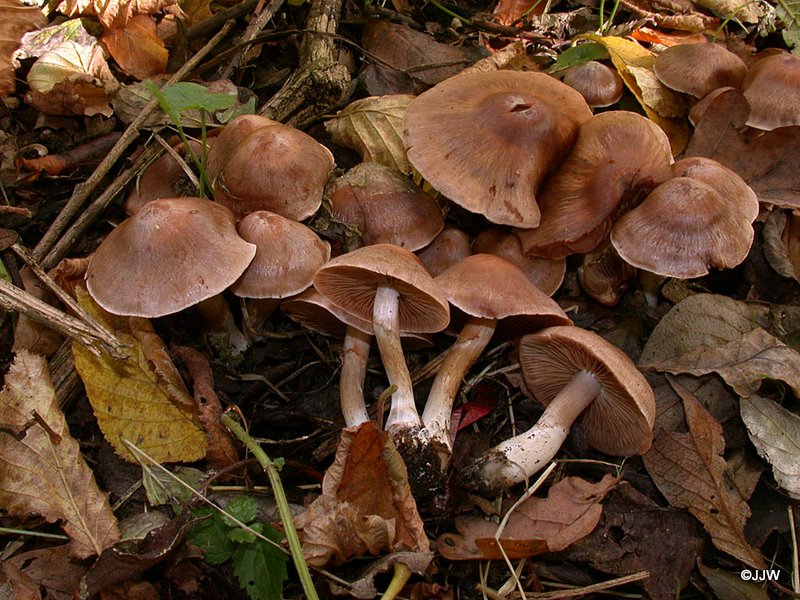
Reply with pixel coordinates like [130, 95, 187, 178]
[313, 243, 450, 333]
[231, 211, 331, 299]
[742, 53, 800, 130]
[519, 326, 655, 456]
[610, 157, 758, 278]
[86, 197, 256, 318]
[403, 71, 592, 228]
[653, 42, 747, 98]
[435, 254, 571, 338]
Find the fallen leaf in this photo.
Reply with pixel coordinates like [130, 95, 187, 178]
[0, 0, 46, 96]
[627, 65, 687, 117]
[631, 27, 712, 46]
[26, 39, 120, 116]
[437, 474, 617, 560]
[102, 15, 167, 80]
[56, 0, 174, 29]
[693, 0, 762, 22]
[493, 0, 548, 24]
[325, 95, 414, 174]
[1, 545, 85, 600]
[740, 395, 800, 500]
[12, 265, 64, 357]
[640, 294, 800, 397]
[561, 482, 704, 600]
[643, 378, 765, 569]
[777, 0, 800, 53]
[697, 560, 771, 600]
[327, 552, 435, 599]
[72, 287, 207, 463]
[0, 350, 120, 558]
[295, 421, 429, 567]
[619, 0, 717, 30]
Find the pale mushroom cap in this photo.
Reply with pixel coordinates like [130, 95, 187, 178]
[206, 114, 281, 181]
[436, 254, 571, 338]
[611, 158, 758, 278]
[519, 326, 655, 456]
[517, 111, 674, 259]
[653, 42, 747, 98]
[742, 53, 800, 130]
[313, 243, 450, 333]
[231, 211, 331, 299]
[404, 71, 592, 228]
[562, 60, 624, 108]
[329, 162, 444, 251]
[214, 122, 335, 220]
[86, 197, 256, 318]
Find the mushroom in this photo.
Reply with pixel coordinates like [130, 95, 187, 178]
[403, 70, 592, 228]
[561, 61, 624, 108]
[741, 52, 800, 130]
[464, 326, 655, 494]
[421, 254, 571, 467]
[313, 244, 450, 449]
[416, 227, 471, 277]
[653, 42, 747, 99]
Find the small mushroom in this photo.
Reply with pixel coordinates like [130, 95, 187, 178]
[416, 227, 472, 277]
[562, 61, 624, 108]
[404, 71, 592, 228]
[464, 326, 655, 494]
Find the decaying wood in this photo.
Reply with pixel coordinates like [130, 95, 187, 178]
[217, 0, 286, 80]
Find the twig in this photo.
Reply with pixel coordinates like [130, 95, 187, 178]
[33, 20, 236, 267]
[526, 571, 650, 598]
[217, 0, 285, 80]
[790, 504, 799, 592]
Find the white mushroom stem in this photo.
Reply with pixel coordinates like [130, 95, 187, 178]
[422, 317, 496, 456]
[373, 285, 420, 431]
[475, 370, 602, 492]
[340, 325, 371, 427]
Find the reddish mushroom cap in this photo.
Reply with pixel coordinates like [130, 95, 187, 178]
[653, 42, 747, 98]
[416, 227, 472, 277]
[562, 60, 624, 108]
[86, 197, 256, 317]
[404, 71, 592, 228]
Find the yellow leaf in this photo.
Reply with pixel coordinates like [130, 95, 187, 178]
[0, 350, 120, 558]
[72, 288, 207, 463]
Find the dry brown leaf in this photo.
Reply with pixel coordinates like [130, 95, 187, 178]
[697, 560, 771, 600]
[0, 350, 120, 558]
[619, 0, 717, 31]
[72, 288, 207, 463]
[762, 209, 800, 281]
[325, 95, 414, 175]
[56, 0, 173, 30]
[493, 0, 547, 24]
[643, 378, 765, 569]
[101, 14, 167, 80]
[692, 0, 761, 22]
[0, 0, 46, 96]
[2, 545, 86, 599]
[740, 395, 800, 500]
[295, 422, 429, 567]
[437, 475, 617, 560]
[12, 266, 64, 357]
[640, 294, 800, 397]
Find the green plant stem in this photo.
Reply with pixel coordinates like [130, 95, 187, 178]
[221, 413, 319, 600]
[381, 562, 412, 600]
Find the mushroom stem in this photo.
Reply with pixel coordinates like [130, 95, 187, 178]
[470, 370, 601, 493]
[422, 317, 496, 457]
[341, 325, 371, 427]
[196, 294, 249, 354]
[373, 285, 420, 431]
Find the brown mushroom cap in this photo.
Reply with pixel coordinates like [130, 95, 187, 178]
[213, 122, 335, 221]
[230, 211, 331, 299]
[404, 71, 592, 228]
[562, 61, 624, 108]
[86, 197, 256, 318]
[742, 53, 800, 130]
[519, 325, 655, 456]
[329, 162, 444, 251]
[610, 157, 758, 278]
[653, 42, 747, 98]
[313, 243, 450, 334]
[517, 111, 674, 259]
[416, 227, 472, 277]
[206, 114, 280, 182]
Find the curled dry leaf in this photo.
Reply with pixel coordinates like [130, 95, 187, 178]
[26, 39, 119, 116]
[1, 545, 85, 599]
[101, 14, 167, 80]
[0, 350, 120, 558]
[0, 0, 46, 97]
[56, 0, 173, 29]
[295, 421, 429, 568]
[762, 209, 800, 281]
[325, 95, 414, 174]
[740, 395, 800, 500]
[437, 474, 617, 560]
[643, 378, 765, 569]
[72, 287, 208, 464]
[618, 0, 717, 31]
[640, 293, 800, 397]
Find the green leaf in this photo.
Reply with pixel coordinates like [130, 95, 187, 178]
[233, 524, 288, 600]
[549, 43, 610, 74]
[188, 510, 234, 565]
[229, 522, 261, 544]
[778, 0, 800, 52]
[162, 82, 235, 113]
[222, 496, 259, 527]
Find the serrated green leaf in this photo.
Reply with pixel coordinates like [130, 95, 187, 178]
[549, 43, 610, 74]
[222, 496, 258, 527]
[188, 510, 234, 565]
[229, 528, 258, 544]
[233, 525, 288, 600]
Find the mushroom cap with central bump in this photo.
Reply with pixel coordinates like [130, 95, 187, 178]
[313, 243, 450, 334]
[403, 71, 592, 228]
[520, 326, 655, 456]
[86, 197, 256, 318]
